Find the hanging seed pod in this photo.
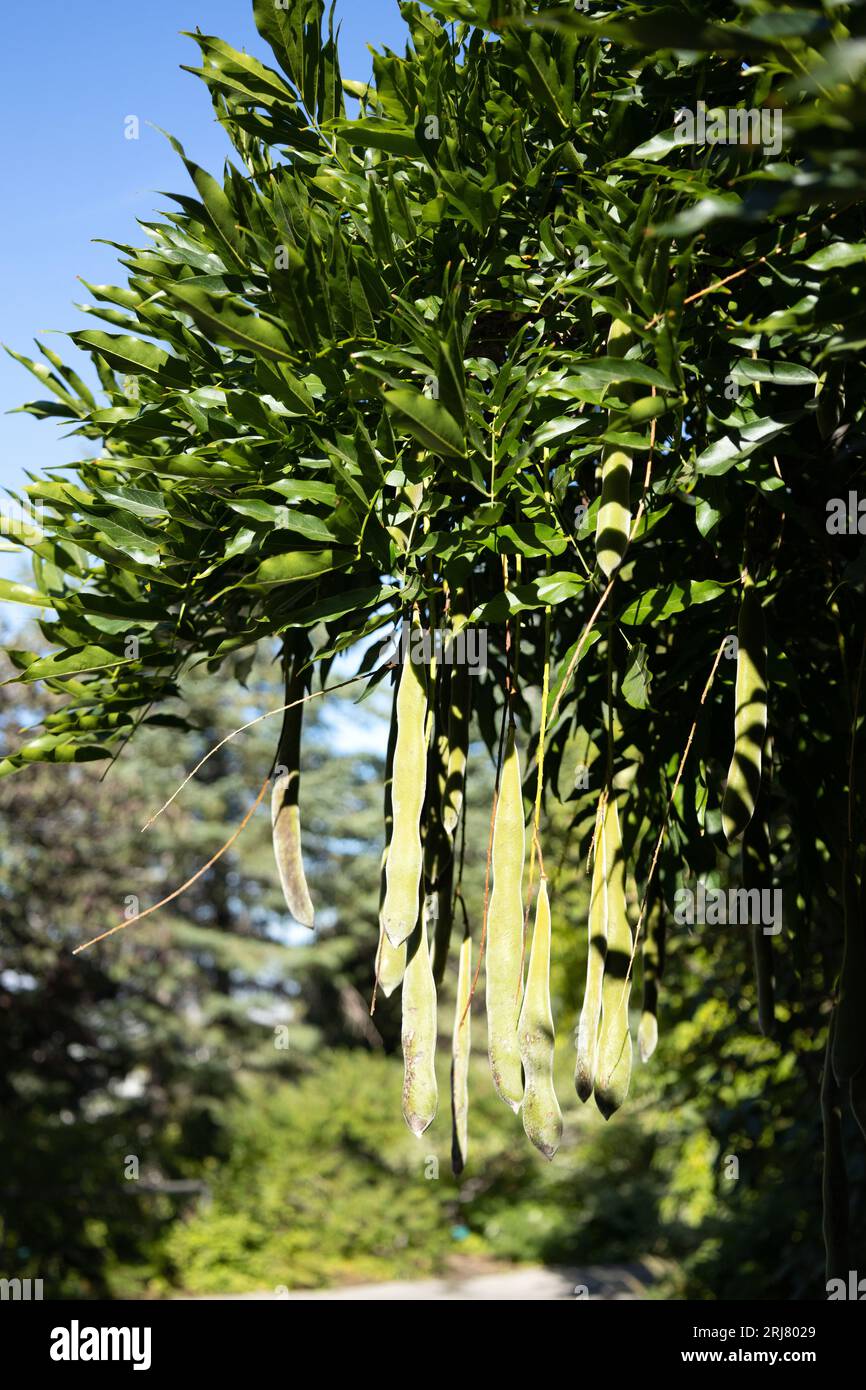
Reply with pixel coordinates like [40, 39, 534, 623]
[425, 711, 455, 986]
[594, 796, 633, 1119]
[743, 812, 775, 1037]
[376, 918, 407, 999]
[486, 721, 526, 1111]
[595, 317, 636, 579]
[375, 678, 406, 997]
[451, 928, 472, 1174]
[575, 795, 608, 1101]
[721, 576, 767, 844]
[638, 891, 666, 1063]
[443, 658, 471, 839]
[271, 642, 315, 928]
[431, 847, 455, 986]
[518, 877, 562, 1158]
[832, 853, 866, 1084]
[821, 1011, 850, 1284]
[401, 898, 438, 1136]
[382, 615, 428, 948]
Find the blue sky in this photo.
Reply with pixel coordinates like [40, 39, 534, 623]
[0, 0, 408, 501]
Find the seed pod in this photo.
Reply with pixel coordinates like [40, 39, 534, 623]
[271, 646, 314, 928]
[451, 928, 472, 1174]
[595, 317, 636, 579]
[821, 1012, 850, 1284]
[443, 658, 470, 839]
[375, 680, 406, 996]
[518, 878, 562, 1159]
[832, 854, 866, 1083]
[425, 715, 455, 985]
[376, 917, 407, 999]
[401, 900, 438, 1136]
[743, 813, 775, 1037]
[575, 797, 608, 1101]
[431, 849, 455, 986]
[594, 796, 633, 1119]
[486, 722, 526, 1111]
[382, 616, 428, 947]
[638, 892, 666, 1063]
[721, 577, 767, 843]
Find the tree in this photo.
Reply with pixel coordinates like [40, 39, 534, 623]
[3, 0, 866, 1283]
[0, 644, 398, 1293]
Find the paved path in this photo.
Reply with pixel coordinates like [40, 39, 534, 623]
[194, 1263, 656, 1301]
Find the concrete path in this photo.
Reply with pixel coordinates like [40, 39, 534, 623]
[196, 1263, 656, 1301]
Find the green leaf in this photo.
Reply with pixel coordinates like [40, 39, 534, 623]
[730, 359, 818, 387]
[13, 645, 136, 683]
[384, 388, 466, 458]
[85, 511, 163, 564]
[328, 118, 420, 156]
[163, 285, 295, 364]
[0, 579, 49, 608]
[621, 642, 652, 709]
[803, 243, 866, 272]
[562, 359, 673, 392]
[71, 331, 185, 382]
[252, 549, 352, 587]
[620, 581, 728, 626]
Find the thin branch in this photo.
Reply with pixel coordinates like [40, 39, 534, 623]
[73, 774, 271, 955]
[141, 667, 379, 831]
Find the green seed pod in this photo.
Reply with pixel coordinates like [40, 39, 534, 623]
[596, 317, 636, 579]
[271, 648, 314, 928]
[832, 855, 866, 1083]
[821, 1012, 850, 1284]
[721, 577, 767, 843]
[451, 929, 472, 1175]
[376, 917, 407, 999]
[575, 796, 610, 1101]
[486, 722, 526, 1111]
[518, 878, 562, 1159]
[382, 618, 428, 948]
[431, 849, 455, 987]
[743, 813, 775, 1037]
[627, 395, 667, 425]
[638, 892, 666, 1063]
[442, 658, 470, 839]
[401, 900, 438, 1136]
[594, 797, 633, 1119]
[425, 712, 455, 986]
[375, 680, 406, 996]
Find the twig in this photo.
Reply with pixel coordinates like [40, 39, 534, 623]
[73, 773, 271, 954]
[141, 667, 379, 831]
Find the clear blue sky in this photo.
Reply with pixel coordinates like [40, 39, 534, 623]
[0, 0, 408, 499]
